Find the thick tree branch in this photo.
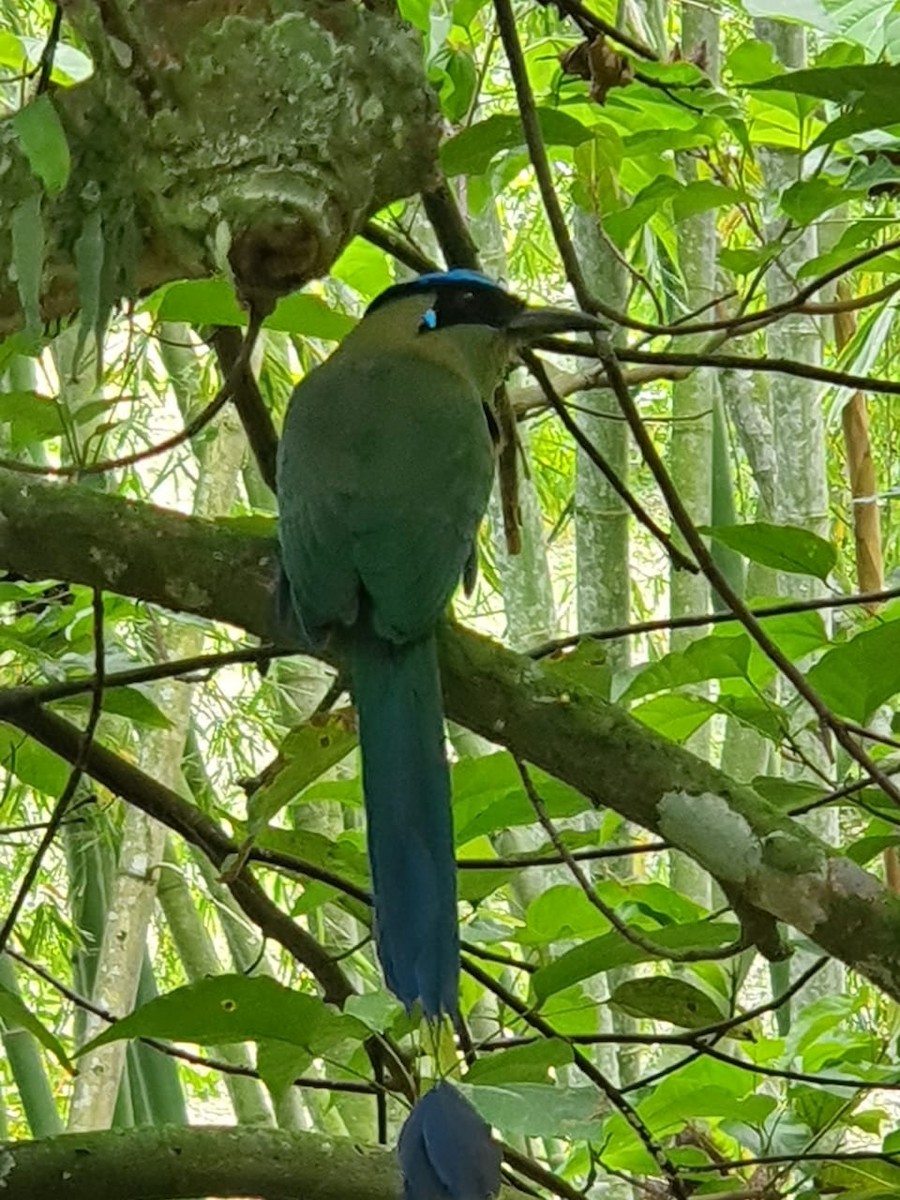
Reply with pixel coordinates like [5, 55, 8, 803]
[3, 471, 900, 1000]
[0, 1124, 404, 1200]
[0, 5, 440, 335]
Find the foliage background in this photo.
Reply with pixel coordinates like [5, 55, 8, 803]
[2, 0, 900, 1197]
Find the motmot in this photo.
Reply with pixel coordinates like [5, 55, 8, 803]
[276, 269, 601, 1020]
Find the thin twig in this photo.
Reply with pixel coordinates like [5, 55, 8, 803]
[522, 349, 697, 572]
[530, 585, 900, 658]
[0, 645, 284, 714]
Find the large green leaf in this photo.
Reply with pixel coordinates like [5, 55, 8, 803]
[0, 724, 70, 794]
[519, 883, 613, 946]
[0, 391, 64, 443]
[79, 975, 367, 1057]
[611, 977, 725, 1029]
[806, 616, 900, 723]
[749, 62, 900, 145]
[451, 754, 589, 843]
[701, 522, 836, 581]
[630, 693, 717, 742]
[532, 921, 740, 1001]
[440, 108, 594, 176]
[749, 61, 900, 103]
[465, 1039, 572, 1085]
[620, 629, 751, 704]
[458, 1082, 604, 1140]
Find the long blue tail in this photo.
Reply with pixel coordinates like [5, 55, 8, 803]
[399, 1083, 501, 1200]
[350, 626, 459, 1019]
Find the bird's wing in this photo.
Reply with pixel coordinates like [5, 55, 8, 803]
[277, 351, 495, 643]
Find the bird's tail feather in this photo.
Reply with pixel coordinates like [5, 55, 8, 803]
[350, 626, 459, 1018]
[399, 1082, 501, 1200]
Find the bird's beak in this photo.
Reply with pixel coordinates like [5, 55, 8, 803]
[505, 306, 606, 340]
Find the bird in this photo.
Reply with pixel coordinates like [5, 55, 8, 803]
[276, 268, 602, 1021]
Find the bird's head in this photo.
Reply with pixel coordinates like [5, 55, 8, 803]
[349, 269, 604, 395]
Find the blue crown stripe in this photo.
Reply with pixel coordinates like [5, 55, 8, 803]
[364, 270, 507, 316]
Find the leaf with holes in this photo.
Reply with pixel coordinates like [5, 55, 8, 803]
[610, 977, 725, 1028]
[247, 709, 357, 836]
[78, 975, 367, 1057]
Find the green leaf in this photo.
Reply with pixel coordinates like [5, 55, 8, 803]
[79, 975, 367, 1056]
[452, 754, 589, 843]
[715, 693, 786, 742]
[519, 884, 611, 947]
[671, 180, 741, 221]
[11, 194, 44, 337]
[255, 1039, 312, 1101]
[434, 46, 478, 123]
[270, 293, 356, 340]
[101, 687, 173, 729]
[744, 609, 829, 684]
[344, 992, 404, 1033]
[750, 61, 900, 103]
[247, 709, 357, 835]
[725, 41, 782, 85]
[631, 694, 716, 742]
[0, 980, 73, 1070]
[781, 175, 862, 224]
[12, 94, 71, 194]
[621, 630, 751, 704]
[249, 826, 369, 893]
[440, 109, 593, 176]
[604, 176, 680, 248]
[152, 280, 355, 340]
[610, 977, 725, 1028]
[701, 522, 836, 582]
[846, 835, 900, 866]
[331, 239, 393, 301]
[719, 244, 781, 275]
[0, 724, 70, 794]
[750, 62, 900, 146]
[465, 1039, 573, 1085]
[456, 837, 514, 905]
[458, 1082, 604, 1140]
[397, 0, 431, 30]
[0, 391, 63, 443]
[806, 617, 900, 723]
[751, 775, 824, 811]
[57, 686, 174, 730]
[8, 34, 93, 85]
[742, 0, 836, 32]
[533, 921, 740, 1001]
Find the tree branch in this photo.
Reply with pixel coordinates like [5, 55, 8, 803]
[3, 471, 900, 1000]
[0, 1125, 405, 1200]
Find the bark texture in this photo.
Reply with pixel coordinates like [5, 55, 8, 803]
[1, 1, 439, 332]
